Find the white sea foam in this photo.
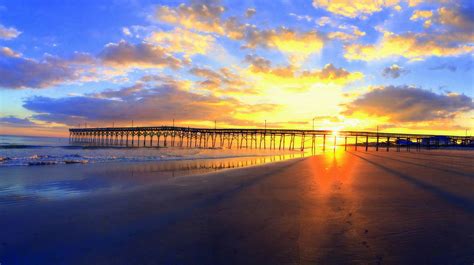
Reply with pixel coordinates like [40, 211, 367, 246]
[0, 146, 294, 167]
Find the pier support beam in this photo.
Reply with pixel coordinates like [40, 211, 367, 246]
[69, 127, 472, 154]
[323, 134, 326, 152]
[365, 135, 369, 151]
[376, 135, 379, 151]
[300, 134, 305, 151]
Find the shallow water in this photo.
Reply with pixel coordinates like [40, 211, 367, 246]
[0, 135, 306, 205]
[0, 135, 300, 166]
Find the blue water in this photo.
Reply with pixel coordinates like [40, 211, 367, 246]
[0, 135, 303, 205]
[0, 135, 293, 167]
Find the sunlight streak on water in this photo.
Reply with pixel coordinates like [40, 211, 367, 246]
[0, 152, 306, 205]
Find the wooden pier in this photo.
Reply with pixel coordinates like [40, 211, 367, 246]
[69, 126, 473, 152]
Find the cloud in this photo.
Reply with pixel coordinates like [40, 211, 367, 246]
[437, 6, 474, 30]
[323, 23, 366, 42]
[410, 9, 433, 27]
[289, 13, 313, 22]
[99, 40, 186, 69]
[343, 4, 474, 61]
[0, 23, 21, 40]
[382, 64, 409, 78]
[23, 78, 277, 126]
[343, 86, 473, 122]
[301, 64, 364, 84]
[245, 54, 364, 86]
[312, 115, 343, 124]
[245, 54, 300, 78]
[1, 39, 193, 89]
[243, 27, 324, 64]
[156, 1, 324, 63]
[189, 66, 255, 95]
[244, 54, 272, 72]
[190, 67, 223, 81]
[312, 0, 400, 18]
[410, 10, 433, 21]
[156, 1, 225, 33]
[429, 63, 457, 72]
[0, 47, 96, 89]
[147, 28, 215, 56]
[122, 27, 132, 36]
[245, 8, 256, 18]
[328, 30, 362, 42]
[411, 6, 474, 29]
[315, 16, 332, 26]
[344, 31, 474, 61]
[408, 0, 423, 7]
[0, 116, 35, 126]
[0, 47, 20, 57]
[155, 0, 245, 39]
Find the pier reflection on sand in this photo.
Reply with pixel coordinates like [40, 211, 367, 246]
[0, 153, 304, 205]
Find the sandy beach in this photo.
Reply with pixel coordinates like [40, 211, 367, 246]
[1, 149, 473, 264]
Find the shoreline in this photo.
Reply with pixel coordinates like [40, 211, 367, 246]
[0, 152, 307, 206]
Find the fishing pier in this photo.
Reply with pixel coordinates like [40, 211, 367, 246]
[69, 126, 473, 152]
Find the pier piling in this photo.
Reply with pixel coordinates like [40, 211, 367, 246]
[69, 126, 472, 153]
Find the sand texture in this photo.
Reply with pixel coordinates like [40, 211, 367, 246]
[0, 150, 473, 264]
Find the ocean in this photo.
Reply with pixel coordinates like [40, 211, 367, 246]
[0, 135, 304, 204]
[0, 135, 300, 167]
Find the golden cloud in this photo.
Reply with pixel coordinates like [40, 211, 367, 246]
[244, 28, 324, 64]
[410, 10, 433, 20]
[410, 9, 434, 28]
[328, 25, 366, 41]
[156, 3, 226, 35]
[147, 28, 215, 56]
[301, 64, 364, 84]
[99, 40, 186, 69]
[156, 2, 324, 63]
[24, 78, 278, 127]
[245, 55, 363, 89]
[344, 31, 474, 61]
[312, 0, 400, 18]
[408, 0, 423, 7]
[155, 1, 245, 40]
[190, 66, 256, 96]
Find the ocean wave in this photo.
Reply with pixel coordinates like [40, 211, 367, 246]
[0, 144, 45, 149]
[0, 153, 90, 167]
[0, 143, 293, 167]
[0, 144, 137, 150]
[0, 152, 274, 167]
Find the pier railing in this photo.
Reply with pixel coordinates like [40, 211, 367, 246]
[69, 126, 473, 151]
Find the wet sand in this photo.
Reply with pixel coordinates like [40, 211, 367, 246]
[1, 150, 473, 264]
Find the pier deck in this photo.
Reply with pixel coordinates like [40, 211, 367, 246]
[69, 126, 473, 151]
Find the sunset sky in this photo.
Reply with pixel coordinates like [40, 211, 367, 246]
[0, 0, 472, 136]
